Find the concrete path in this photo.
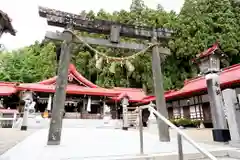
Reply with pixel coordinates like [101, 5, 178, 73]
[1, 119, 239, 159]
[0, 128, 35, 155]
[146, 123, 219, 144]
[0, 127, 237, 160]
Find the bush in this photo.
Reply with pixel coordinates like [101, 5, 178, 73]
[176, 118, 192, 126]
[169, 118, 202, 128]
[191, 119, 201, 127]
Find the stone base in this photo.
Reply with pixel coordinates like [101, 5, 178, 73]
[20, 126, 27, 131]
[212, 129, 231, 142]
[47, 140, 60, 145]
[122, 127, 128, 130]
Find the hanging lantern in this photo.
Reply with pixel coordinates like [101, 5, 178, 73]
[109, 62, 117, 73]
[125, 60, 135, 73]
[96, 57, 103, 69]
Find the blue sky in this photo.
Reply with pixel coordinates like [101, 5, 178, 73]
[0, 0, 184, 50]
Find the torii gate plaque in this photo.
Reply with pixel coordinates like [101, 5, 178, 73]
[39, 6, 172, 145]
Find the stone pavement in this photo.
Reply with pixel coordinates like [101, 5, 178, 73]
[0, 127, 238, 160]
[145, 123, 219, 144]
[0, 128, 36, 155]
[1, 119, 240, 159]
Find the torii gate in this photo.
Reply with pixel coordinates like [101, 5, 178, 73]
[38, 6, 173, 145]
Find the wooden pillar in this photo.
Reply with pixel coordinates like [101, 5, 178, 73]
[47, 30, 72, 145]
[151, 30, 170, 142]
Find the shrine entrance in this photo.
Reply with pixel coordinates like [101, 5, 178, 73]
[38, 6, 173, 145]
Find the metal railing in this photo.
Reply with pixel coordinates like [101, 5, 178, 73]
[138, 106, 217, 160]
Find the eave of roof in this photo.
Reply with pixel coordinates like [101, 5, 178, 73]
[16, 83, 120, 97]
[140, 63, 240, 104]
[0, 85, 17, 96]
[38, 64, 98, 88]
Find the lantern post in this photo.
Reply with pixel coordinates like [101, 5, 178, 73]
[194, 43, 230, 142]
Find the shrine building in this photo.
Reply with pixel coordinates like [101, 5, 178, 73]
[140, 44, 240, 127]
[0, 49, 239, 126]
[0, 64, 147, 119]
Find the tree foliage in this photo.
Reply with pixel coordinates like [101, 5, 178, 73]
[0, 0, 240, 93]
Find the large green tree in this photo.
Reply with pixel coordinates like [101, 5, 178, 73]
[1, 0, 240, 93]
[174, 0, 239, 57]
[167, 0, 240, 88]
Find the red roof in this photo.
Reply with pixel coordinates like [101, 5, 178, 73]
[0, 64, 148, 101]
[141, 63, 240, 103]
[16, 83, 120, 97]
[0, 82, 17, 86]
[196, 43, 219, 59]
[39, 66, 148, 101]
[39, 64, 98, 88]
[111, 87, 146, 102]
[0, 85, 17, 96]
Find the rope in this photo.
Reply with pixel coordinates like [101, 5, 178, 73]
[65, 29, 158, 61]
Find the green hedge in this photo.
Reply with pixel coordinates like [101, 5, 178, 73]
[170, 118, 201, 127]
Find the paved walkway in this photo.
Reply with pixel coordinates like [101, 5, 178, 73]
[0, 119, 239, 159]
[0, 128, 36, 155]
[0, 127, 237, 160]
[145, 123, 218, 144]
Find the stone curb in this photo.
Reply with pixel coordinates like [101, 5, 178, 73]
[67, 149, 239, 160]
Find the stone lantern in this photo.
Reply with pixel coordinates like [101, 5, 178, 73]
[194, 43, 230, 142]
[194, 43, 225, 75]
[121, 95, 129, 130]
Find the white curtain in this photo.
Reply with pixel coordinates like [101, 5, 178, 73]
[148, 102, 156, 121]
[47, 94, 52, 111]
[0, 99, 3, 108]
[104, 104, 110, 113]
[87, 96, 91, 112]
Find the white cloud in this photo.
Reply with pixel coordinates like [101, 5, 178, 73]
[0, 0, 184, 50]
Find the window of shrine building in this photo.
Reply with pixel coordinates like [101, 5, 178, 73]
[190, 104, 203, 120]
[173, 107, 181, 119]
[170, 95, 206, 120]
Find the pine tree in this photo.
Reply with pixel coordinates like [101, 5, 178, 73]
[173, 0, 239, 58]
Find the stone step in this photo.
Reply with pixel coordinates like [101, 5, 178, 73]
[80, 149, 240, 160]
[57, 149, 240, 160]
[200, 158, 238, 160]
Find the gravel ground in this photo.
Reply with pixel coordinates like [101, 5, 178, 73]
[0, 128, 36, 155]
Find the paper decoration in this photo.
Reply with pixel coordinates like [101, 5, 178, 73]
[96, 57, 103, 69]
[125, 60, 135, 73]
[109, 62, 117, 73]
